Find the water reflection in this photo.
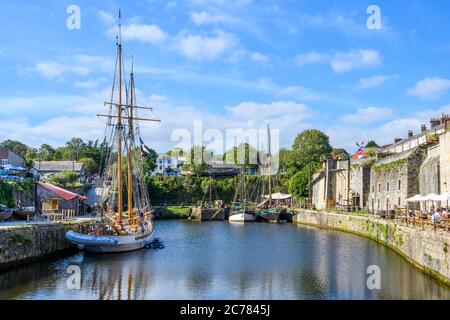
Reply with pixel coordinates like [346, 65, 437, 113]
[0, 221, 448, 300]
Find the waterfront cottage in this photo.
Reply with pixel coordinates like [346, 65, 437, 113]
[37, 182, 87, 216]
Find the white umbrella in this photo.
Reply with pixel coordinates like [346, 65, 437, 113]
[435, 192, 450, 201]
[425, 193, 440, 201]
[263, 193, 292, 200]
[406, 194, 425, 202]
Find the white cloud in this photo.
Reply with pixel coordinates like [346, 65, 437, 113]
[28, 55, 114, 81]
[295, 51, 327, 66]
[107, 23, 168, 44]
[34, 61, 90, 80]
[353, 75, 397, 91]
[278, 86, 320, 101]
[407, 77, 450, 100]
[190, 11, 236, 25]
[340, 107, 394, 124]
[226, 101, 311, 121]
[294, 49, 381, 73]
[98, 10, 114, 25]
[174, 30, 237, 60]
[330, 49, 381, 73]
[328, 105, 450, 151]
[249, 52, 268, 62]
[74, 80, 99, 89]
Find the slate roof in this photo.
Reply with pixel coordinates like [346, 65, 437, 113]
[34, 161, 84, 173]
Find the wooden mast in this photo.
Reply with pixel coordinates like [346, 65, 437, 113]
[95, 10, 162, 229]
[117, 10, 123, 222]
[268, 124, 272, 206]
[127, 57, 134, 222]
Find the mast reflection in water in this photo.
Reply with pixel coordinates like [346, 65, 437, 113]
[0, 221, 448, 300]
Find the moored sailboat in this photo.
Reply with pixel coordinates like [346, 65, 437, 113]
[228, 165, 256, 223]
[66, 11, 160, 253]
[255, 124, 285, 223]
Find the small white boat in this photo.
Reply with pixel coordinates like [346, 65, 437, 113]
[229, 212, 256, 223]
[66, 230, 152, 253]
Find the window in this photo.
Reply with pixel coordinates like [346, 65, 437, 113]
[378, 184, 381, 192]
[398, 180, 401, 190]
[372, 185, 374, 192]
[398, 197, 401, 206]
[1, 159, 8, 165]
[387, 182, 390, 192]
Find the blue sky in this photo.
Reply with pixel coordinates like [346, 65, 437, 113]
[1, 0, 450, 154]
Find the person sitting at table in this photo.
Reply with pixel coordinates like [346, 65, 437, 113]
[431, 210, 441, 225]
[421, 210, 428, 220]
[441, 207, 448, 219]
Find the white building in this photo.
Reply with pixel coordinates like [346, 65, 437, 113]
[153, 154, 186, 176]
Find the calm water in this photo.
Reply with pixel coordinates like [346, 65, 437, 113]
[0, 220, 448, 300]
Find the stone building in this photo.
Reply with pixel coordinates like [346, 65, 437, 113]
[368, 148, 426, 212]
[368, 115, 450, 213]
[310, 155, 374, 211]
[32, 161, 85, 180]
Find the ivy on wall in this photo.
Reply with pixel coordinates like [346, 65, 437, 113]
[373, 159, 407, 172]
[0, 179, 34, 207]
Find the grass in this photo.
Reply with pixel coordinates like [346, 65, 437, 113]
[156, 206, 191, 218]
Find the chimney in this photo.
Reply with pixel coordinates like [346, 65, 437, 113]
[421, 124, 427, 133]
[430, 118, 440, 129]
[394, 138, 402, 144]
[408, 130, 413, 138]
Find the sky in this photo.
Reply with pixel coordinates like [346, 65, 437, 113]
[0, 0, 450, 155]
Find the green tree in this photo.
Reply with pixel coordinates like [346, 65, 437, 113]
[288, 162, 321, 198]
[0, 140, 29, 157]
[366, 140, 379, 148]
[331, 148, 349, 158]
[183, 146, 213, 175]
[143, 148, 158, 175]
[292, 129, 332, 169]
[79, 157, 99, 175]
[37, 144, 55, 161]
[49, 171, 81, 188]
[223, 143, 258, 168]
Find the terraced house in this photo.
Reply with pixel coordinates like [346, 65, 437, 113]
[368, 115, 450, 213]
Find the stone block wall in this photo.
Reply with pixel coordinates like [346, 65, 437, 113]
[0, 221, 90, 269]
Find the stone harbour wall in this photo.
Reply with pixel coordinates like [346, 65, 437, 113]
[0, 221, 90, 270]
[293, 210, 450, 286]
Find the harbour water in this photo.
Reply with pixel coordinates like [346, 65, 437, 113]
[0, 220, 448, 300]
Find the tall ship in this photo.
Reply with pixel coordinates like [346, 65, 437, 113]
[66, 11, 160, 253]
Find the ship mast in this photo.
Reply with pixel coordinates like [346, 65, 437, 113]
[127, 56, 134, 222]
[97, 10, 161, 226]
[117, 9, 123, 222]
[267, 124, 272, 206]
